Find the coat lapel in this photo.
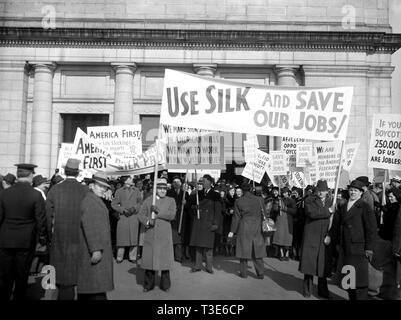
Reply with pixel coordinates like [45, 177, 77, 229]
[342, 199, 363, 222]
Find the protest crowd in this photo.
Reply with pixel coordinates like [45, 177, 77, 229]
[1, 159, 401, 301]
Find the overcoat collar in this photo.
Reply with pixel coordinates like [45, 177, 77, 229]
[341, 198, 364, 222]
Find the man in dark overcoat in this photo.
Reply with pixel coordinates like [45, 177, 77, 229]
[77, 173, 114, 300]
[228, 182, 266, 279]
[299, 180, 334, 299]
[189, 175, 222, 274]
[46, 158, 89, 300]
[0, 163, 47, 300]
[331, 180, 377, 300]
[166, 176, 189, 263]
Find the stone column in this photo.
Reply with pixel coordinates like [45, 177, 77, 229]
[30, 62, 56, 176]
[112, 63, 136, 125]
[273, 65, 300, 150]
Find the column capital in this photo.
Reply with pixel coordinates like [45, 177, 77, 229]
[274, 64, 300, 86]
[193, 64, 217, 77]
[111, 63, 137, 75]
[28, 61, 57, 72]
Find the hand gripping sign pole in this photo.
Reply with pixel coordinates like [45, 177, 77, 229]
[178, 169, 188, 235]
[151, 126, 163, 220]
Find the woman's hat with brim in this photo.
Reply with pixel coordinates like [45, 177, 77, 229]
[348, 180, 365, 192]
[92, 172, 111, 189]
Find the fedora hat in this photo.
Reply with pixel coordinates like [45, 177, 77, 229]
[92, 172, 111, 189]
[3, 173, 16, 185]
[32, 175, 49, 187]
[316, 180, 329, 192]
[348, 180, 365, 192]
[65, 158, 80, 171]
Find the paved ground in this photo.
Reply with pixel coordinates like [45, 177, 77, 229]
[27, 255, 351, 300]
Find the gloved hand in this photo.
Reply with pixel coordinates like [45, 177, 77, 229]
[127, 207, 137, 216]
[150, 205, 159, 214]
[210, 224, 218, 232]
[323, 235, 331, 246]
[122, 209, 130, 217]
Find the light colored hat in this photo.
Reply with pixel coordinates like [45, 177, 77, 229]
[156, 178, 167, 187]
[92, 172, 111, 189]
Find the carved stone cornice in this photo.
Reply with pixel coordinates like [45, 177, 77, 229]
[1, 27, 401, 53]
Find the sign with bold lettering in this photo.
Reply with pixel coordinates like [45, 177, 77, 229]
[368, 114, 401, 171]
[160, 69, 353, 141]
[270, 151, 289, 176]
[87, 125, 142, 158]
[314, 141, 342, 189]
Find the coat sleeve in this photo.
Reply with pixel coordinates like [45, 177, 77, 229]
[213, 197, 222, 226]
[284, 198, 297, 216]
[304, 197, 330, 220]
[0, 195, 4, 227]
[34, 193, 48, 243]
[157, 199, 176, 222]
[230, 200, 241, 234]
[111, 189, 125, 214]
[329, 209, 341, 245]
[81, 197, 108, 253]
[45, 189, 55, 239]
[392, 206, 401, 255]
[362, 202, 377, 252]
[137, 200, 150, 226]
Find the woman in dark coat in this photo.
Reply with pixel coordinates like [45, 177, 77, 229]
[331, 180, 377, 300]
[223, 186, 236, 256]
[228, 183, 266, 279]
[272, 187, 297, 261]
[379, 188, 401, 241]
[299, 180, 333, 299]
[77, 173, 114, 300]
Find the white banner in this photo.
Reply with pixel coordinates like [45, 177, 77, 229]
[343, 143, 360, 172]
[244, 140, 258, 162]
[160, 124, 224, 170]
[368, 114, 401, 171]
[270, 151, 289, 176]
[242, 149, 273, 184]
[160, 69, 353, 141]
[314, 141, 342, 189]
[296, 143, 314, 167]
[292, 171, 307, 189]
[87, 125, 142, 158]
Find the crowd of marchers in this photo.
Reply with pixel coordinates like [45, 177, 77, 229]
[1, 161, 401, 300]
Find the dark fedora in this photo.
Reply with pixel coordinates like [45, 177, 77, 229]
[281, 187, 290, 194]
[348, 180, 365, 192]
[316, 180, 329, 192]
[32, 175, 49, 187]
[92, 172, 111, 189]
[356, 176, 370, 187]
[3, 173, 16, 185]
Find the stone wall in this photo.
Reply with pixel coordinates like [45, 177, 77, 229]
[0, 0, 391, 32]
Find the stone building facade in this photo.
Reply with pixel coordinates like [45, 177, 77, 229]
[0, 0, 400, 179]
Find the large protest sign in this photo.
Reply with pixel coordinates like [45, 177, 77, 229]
[368, 114, 401, 171]
[343, 143, 360, 172]
[296, 143, 314, 167]
[160, 69, 353, 141]
[292, 171, 307, 189]
[314, 141, 342, 189]
[72, 128, 165, 176]
[242, 149, 273, 184]
[87, 125, 142, 158]
[160, 124, 224, 170]
[270, 151, 289, 176]
[168, 169, 221, 182]
[373, 168, 389, 184]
